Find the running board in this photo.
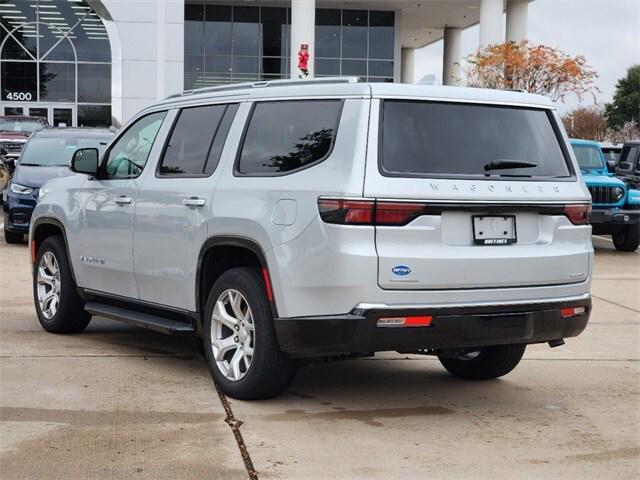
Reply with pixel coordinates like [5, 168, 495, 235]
[85, 302, 194, 335]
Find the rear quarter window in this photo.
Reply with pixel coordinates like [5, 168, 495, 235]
[380, 100, 572, 180]
[236, 100, 343, 175]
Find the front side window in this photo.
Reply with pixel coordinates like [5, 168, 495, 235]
[617, 146, 639, 173]
[159, 103, 238, 176]
[381, 100, 572, 179]
[103, 111, 167, 179]
[237, 100, 342, 175]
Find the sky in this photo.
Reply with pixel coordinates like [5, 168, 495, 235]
[414, 0, 640, 113]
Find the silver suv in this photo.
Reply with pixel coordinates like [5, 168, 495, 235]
[29, 78, 593, 399]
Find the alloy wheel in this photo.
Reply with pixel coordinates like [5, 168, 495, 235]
[37, 251, 61, 320]
[210, 289, 255, 381]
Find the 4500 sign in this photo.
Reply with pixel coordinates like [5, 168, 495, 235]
[5, 92, 33, 101]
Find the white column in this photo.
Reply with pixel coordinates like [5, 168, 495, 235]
[290, 0, 315, 79]
[401, 47, 416, 83]
[442, 27, 462, 86]
[479, 0, 504, 48]
[506, 0, 528, 43]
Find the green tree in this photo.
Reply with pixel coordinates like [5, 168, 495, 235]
[605, 65, 640, 129]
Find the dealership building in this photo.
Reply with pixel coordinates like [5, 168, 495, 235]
[1, 0, 531, 127]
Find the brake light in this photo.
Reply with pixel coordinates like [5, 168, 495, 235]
[318, 199, 430, 226]
[563, 204, 591, 225]
[318, 199, 375, 225]
[560, 306, 586, 318]
[377, 315, 433, 328]
[375, 202, 429, 226]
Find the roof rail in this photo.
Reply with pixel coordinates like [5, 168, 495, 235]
[166, 77, 361, 99]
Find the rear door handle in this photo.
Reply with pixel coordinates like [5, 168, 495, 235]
[183, 197, 206, 207]
[114, 196, 132, 205]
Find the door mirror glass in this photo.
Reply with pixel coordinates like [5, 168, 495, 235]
[71, 148, 99, 175]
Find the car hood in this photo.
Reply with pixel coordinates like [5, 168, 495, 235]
[12, 165, 75, 188]
[583, 173, 625, 188]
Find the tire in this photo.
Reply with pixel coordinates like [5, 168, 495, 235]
[33, 236, 91, 333]
[439, 344, 526, 380]
[4, 227, 23, 244]
[612, 225, 640, 252]
[203, 267, 296, 400]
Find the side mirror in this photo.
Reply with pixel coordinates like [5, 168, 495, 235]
[70, 148, 99, 176]
[606, 160, 616, 173]
[0, 147, 7, 157]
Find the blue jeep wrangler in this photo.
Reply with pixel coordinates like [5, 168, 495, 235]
[570, 139, 640, 251]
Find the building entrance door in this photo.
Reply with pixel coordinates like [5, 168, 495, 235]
[2, 104, 76, 127]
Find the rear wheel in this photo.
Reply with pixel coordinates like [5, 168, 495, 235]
[33, 236, 91, 333]
[612, 225, 640, 252]
[439, 344, 526, 380]
[3, 227, 23, 244]
[203, 267, 296, 400]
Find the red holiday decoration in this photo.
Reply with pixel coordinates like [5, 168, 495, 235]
[297, 43, 309, 77]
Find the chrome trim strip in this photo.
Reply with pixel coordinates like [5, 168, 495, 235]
[354, 293, 591, 311]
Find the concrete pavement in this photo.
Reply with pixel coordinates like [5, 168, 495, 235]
[1, 235, 638, 479]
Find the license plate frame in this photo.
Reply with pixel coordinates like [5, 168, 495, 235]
[472, 215, 517, 245]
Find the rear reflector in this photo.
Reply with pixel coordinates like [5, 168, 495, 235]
[563, 204, 591, 225]
[377, 315, 433, 328]
[560, 306, 586, 318]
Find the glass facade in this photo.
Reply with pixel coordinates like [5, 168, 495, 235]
[0, 0, 112, 127]
[185, 4, 395, 89]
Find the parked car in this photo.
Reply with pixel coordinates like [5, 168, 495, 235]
[615, 140, 640, 189]
[0, 116, 49, 160]
[3, 128, 114, 244]
[570, 139, 640, 251]
[599, 142, 623, 173]
[30, 79, 592, 399]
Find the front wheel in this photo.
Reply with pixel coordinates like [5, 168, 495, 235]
[439, 344, 526, 380]
[203, 267, 297, 400]
[33, 236, 91, 333]
[612, 225, 640, 252]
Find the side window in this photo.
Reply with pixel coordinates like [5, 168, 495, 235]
[159, 103, 238, 176]
[103, 111, 167, 179]
[237, 100, 342, 175]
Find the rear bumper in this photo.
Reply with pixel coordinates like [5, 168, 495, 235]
[274, 295, 591, 357]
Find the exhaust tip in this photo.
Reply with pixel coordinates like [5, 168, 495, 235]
[548, 339, 565, 348]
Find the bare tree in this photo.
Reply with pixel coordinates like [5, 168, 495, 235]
[562, 107, 608, 141]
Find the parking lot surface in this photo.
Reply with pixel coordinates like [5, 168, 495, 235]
[1, 235, 638, 479]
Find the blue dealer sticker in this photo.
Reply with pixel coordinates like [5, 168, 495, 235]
[392, 265, 412, 276]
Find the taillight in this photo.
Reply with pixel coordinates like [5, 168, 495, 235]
[318, 199, 430, 226]
[375, 202, 429, 226]
[318, 199, 375, 225]
[563, 204, 591, 225]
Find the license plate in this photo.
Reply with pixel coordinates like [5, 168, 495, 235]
[472, 215, 516, 245]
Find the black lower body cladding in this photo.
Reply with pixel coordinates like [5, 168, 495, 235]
[274, 297, 591, 357]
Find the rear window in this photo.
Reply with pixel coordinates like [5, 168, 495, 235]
[237, 100, 342, 175]
[380, 100, 572, 179]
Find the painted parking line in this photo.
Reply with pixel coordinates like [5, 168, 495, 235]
[593, 235, 613, 243]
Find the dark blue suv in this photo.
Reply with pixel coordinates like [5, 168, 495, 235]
[3, 128, 113, 243]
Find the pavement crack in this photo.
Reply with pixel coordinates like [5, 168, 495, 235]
[213, 382, 258, 480]
[592, 295, 640, 314]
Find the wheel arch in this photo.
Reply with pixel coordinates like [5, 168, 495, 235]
[196, 236, 278, 334]
[30, 218, 81, 286]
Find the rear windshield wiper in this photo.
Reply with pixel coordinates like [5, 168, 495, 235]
[484, 160, 538, 171]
